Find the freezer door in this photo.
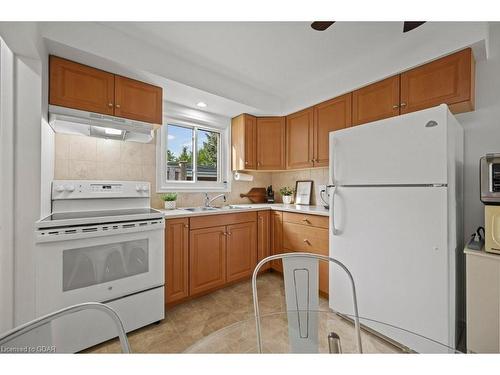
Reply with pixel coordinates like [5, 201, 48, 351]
[330, 106, 448, 185]
[329, 186, 454, 352]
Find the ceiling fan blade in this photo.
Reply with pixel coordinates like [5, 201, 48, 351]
[403, 21, 426, 33]
[311, 21, 335, 31]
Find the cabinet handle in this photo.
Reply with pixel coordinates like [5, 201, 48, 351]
[222, 232, 227, 236]
[115, 104, 121, 109]
[392, 104, 399, 109]
[400, 102, 407, 107]
[303, 239, 311, 245]
[302, 218, 310, 223]
[108, 103, 113, 108]
[245, 161, 248, 165]
[310, 159, 314, 163]
[227, 232, 232, 236]
[184, 224, 188, 228]
[257, 162, 261, 166]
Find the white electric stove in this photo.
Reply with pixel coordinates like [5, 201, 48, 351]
[35, 180, 165, 353]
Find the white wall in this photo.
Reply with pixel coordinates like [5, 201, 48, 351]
[457, 22, 500, 240]
[0, 38, 15, 333]
[13, 56, 43, 325]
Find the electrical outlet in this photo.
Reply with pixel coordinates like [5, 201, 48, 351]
[317, 184, 329, 205]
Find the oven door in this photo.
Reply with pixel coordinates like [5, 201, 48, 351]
[35, 219, 164, 315]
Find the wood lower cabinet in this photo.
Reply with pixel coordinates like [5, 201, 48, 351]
[286, 108, 314, 169]
[400, 48, 475, 115]
[352, 75, 400, 126]
[313, 93, 352, 166]
[270, 211, 284, 273]
[165, 218, 189, 304]
[256, 117, 286, 170]
[49, 56, 115, 115]
[189, 226, 227, 295]
[226, 221, 257, 282]
[114, 75, 163, 124]
[282, 214, 329, 297]
[257, 210, 271, 271]
[231, 114, 257, 170]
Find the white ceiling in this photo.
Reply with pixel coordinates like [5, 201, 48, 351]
[103, 22, 405, 96]
[101, 21, 489, 114]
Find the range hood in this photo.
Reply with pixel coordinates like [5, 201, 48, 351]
[48, 105, 158, 143]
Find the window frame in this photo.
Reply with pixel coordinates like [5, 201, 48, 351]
[156, 117, 230, 193]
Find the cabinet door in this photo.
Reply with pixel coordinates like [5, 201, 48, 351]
[189, 226, 227, 295]
[257, 210, 271, 271]
[286, 108, 314, 169]
[313, 93, 352, 167]
[226, 221, 257, 282]
[49, 56, 115, 115]
[400, 48, 475, 115]
[114, 75, 163, 124]
[352, 75, 400, 126]
[256, 117, 286, 170]
[165, 218, 189, 304]
[282, 222, 329, 296]
[231, 114, 256, 170]
[270, 211, 284, 272]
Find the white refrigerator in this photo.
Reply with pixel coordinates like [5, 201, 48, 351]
[329, 104, 464, 353]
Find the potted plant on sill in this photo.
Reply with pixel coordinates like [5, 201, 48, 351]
[279, 187, 294, 205]
[160, 193, 178, 210]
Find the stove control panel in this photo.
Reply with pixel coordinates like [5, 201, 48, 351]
[52, 180, 151, 199]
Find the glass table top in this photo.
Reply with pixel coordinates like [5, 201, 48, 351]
[185, 310, 462, 354]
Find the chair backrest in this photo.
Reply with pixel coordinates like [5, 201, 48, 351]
[0, 302, 130, 353]
[251, 252, 362, 354]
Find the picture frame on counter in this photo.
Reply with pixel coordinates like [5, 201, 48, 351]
[295, 180, 313, 205]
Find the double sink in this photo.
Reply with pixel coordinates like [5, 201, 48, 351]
[181, 205, 253, 213]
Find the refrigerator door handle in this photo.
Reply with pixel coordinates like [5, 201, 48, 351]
[328, 185, 339, 235]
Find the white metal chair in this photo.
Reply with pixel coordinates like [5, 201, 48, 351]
[252, 252, 362, 354]
[0, 302, 131, 353]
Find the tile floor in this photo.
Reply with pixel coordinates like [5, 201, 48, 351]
[85, 272, 400, 354]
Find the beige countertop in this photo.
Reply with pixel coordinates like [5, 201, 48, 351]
[159, 203, 330, 219]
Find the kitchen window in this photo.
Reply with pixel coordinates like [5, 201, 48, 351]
[157, 119, 229, 192]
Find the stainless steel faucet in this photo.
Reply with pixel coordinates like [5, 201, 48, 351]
[205, 193, 226, 208]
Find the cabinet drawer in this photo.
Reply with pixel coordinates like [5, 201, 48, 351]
[189, 211, 257, 230]
[282, 212, 328, 229]
[283, 222, 328, 253]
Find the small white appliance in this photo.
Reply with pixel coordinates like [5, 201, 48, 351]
[35, 180, 165, 353]
[329, 105, 464, 353]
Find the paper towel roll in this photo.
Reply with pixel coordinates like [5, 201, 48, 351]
[233, 172, 254, 182]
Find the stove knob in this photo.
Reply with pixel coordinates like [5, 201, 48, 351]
[55, 185, 65, 193]
[141, 185, 149, 192]
[136, 184, 143, 192]
[65, 184, 75, 192]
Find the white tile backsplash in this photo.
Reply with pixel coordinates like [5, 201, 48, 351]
[54, 133, 328, 208]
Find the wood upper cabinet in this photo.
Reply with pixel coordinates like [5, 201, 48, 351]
[352, 75, 400, 126]
[270, 211, 284, 273]
[231, 114, 257, 170]
[256, 117, 286, 170]
[257, 210, 271, 271]
[313, 93, 352, 166]
[114, 75, 163, 124]
[226, 221, 257, 282]
[49, 56, 163, 125]
[50, 56, 115, 115]
[286, 107, 314, 169]
[400, 48, 475, 115]
[165, 218, 189, 304]
[189, 226, 227, 295]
